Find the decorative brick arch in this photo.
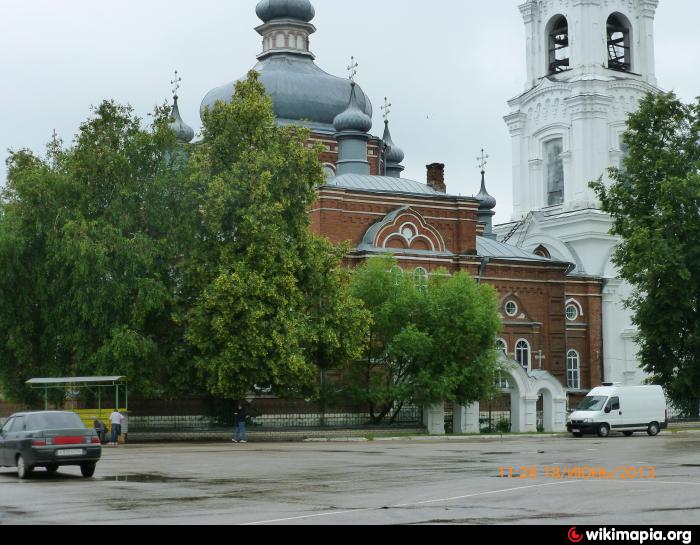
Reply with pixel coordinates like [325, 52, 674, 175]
[374, 208, 445, 253]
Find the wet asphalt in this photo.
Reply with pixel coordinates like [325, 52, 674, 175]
[0, 433, 699, 525]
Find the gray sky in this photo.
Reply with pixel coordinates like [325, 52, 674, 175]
[2, 0, 699, 223]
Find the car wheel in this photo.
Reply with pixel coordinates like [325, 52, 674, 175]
[46, 464, 59, 474]
[623, 431, 634, 437]
[573, 433, 584, 438]
[648, 422, 660, 437]
[80, 462, 96, 478]
[597, 424, 611, 438]
[17, 455, 33, 479]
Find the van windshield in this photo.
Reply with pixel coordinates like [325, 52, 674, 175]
[576, 396, 608, 411]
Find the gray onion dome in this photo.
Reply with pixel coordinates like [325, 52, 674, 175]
[476, 173, 497, 210]
[169, 96, 194, 144]
[333, 83, 372, 133]
[256, 0, 315, 23]
[382, 122, 405, 164]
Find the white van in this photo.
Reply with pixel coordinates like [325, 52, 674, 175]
[567, 384, 668, 438]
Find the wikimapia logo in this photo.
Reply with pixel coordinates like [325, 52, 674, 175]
[567, 528, 693, 545]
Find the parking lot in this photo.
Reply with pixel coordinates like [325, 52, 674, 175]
[1, 433, 699, 525]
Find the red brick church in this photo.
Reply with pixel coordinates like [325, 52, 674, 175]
[177, 0, 605, 410]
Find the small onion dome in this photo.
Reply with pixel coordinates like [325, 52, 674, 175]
[256, 0, 315, 23]
[476, 172, 497, 210]
[169, 96, 194, 144]
[382, 121, 405, 164]
[333, 83, 372, 133]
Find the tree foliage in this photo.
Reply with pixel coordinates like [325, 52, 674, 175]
[184, 72, 369, 400]
[345, 256, 501, 423]
[0, 102, 200, 403]
[591, 92, 700, 416]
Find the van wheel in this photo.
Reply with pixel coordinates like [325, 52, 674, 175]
[17, 456, 33, 479]
[623, 431, 634, 437]
[597, 424, 611, 438]
[81, 463, 96, 478]
[647, 422, 660, 437]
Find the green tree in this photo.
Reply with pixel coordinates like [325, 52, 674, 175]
[185, 72, 368, 400]
[347, 256, 501, 423]
[0, 102, 202, 403]
[591, 92, 700, 416]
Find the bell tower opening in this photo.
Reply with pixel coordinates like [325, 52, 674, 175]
[547, 15, 570, 75]
[607, 13, 632, 73]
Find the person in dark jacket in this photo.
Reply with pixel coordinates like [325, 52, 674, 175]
[233, 403, 248, 444]
[93, 419, 106, 444]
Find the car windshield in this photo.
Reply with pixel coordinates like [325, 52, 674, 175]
[576, 396, 608, 411]
[26, 413, 85, 431]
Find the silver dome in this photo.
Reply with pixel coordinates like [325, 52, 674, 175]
[256, 0, 315, 23]
[200, 55, 373, 134]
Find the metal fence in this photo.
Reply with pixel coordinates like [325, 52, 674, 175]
[127, 401, 423, 433]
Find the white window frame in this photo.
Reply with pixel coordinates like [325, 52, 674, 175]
[567, 350, 581, 390]
[505, 301, 518, 318]
[516, 339, 532, 371]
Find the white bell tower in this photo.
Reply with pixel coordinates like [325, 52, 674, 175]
[497, 0, 661, 387]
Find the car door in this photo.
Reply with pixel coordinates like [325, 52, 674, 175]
[0, 417, 16, 466]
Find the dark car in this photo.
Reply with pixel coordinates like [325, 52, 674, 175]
[0, 411, 101, 479]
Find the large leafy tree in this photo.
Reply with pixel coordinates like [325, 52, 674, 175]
[347, 256, 501, 423]
[591, 92, 700, 416]
[185, 72, 369, 400]
[0, 102, 201, 403]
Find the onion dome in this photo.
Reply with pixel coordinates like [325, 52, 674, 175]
[333, 83, 372, 133]
[255, 0, 315, 23]
[477, 171, 497, 211]
[169, 96, 194, 144]
[382, 121, 405, 164]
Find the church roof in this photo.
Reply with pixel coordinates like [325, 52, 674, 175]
[477, 236, 569, 264]
[326, 173, 446, 196]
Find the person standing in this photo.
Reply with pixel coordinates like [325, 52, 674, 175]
[109, 409, 123, 446]
[233, 402, 248, 444]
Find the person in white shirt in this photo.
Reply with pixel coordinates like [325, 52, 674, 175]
[109, 409, 123, 446]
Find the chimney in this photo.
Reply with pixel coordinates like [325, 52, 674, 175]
[426, 163, 446, 193]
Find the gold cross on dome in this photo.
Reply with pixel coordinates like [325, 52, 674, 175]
[381, 97, 392, 122]
[477, 148, 489, 172]
[347, 56, 358, 83]
[170, 70, 182, 98]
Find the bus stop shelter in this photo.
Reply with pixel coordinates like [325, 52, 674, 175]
[25, 376, 128, 412]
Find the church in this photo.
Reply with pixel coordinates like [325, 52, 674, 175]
[168, 0, 662, 431]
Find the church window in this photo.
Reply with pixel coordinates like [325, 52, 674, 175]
[414, 268, 429, 291]
[322, 163, 336, 180]
[567, 350, 581, 389]
[566, 304, 579, 322]
[505, 301, 518, 317]
[534, 245, 551, 259]
[496, 338, 508, 355]
[545, 139, 565, 206]
[548, 16, 570, 74]
[607, 14, 632, 72]
[516, 340, 531, 371]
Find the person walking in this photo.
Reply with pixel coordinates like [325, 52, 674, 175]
[109, 409, 123, 446]
[232, 402, 248, 444]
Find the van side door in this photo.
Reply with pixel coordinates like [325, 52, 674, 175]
[606, 397, 623, 430]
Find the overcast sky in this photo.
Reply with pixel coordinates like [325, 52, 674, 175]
[2, 0, 699, 223]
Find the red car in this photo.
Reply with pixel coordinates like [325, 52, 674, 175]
[0, 411, 101, 478]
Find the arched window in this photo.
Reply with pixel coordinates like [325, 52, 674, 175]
[414, 268, 429, 291]
[607, 14, 631, 72]
[548, 16, 570, 74]
[322, 163, 336, 180]
[496, 338, 508, 356]
[534, 245, 551, 259]
[567, 350, 581, 389]
[516, 340, 531, 371]
[545, 138, 565, 206]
